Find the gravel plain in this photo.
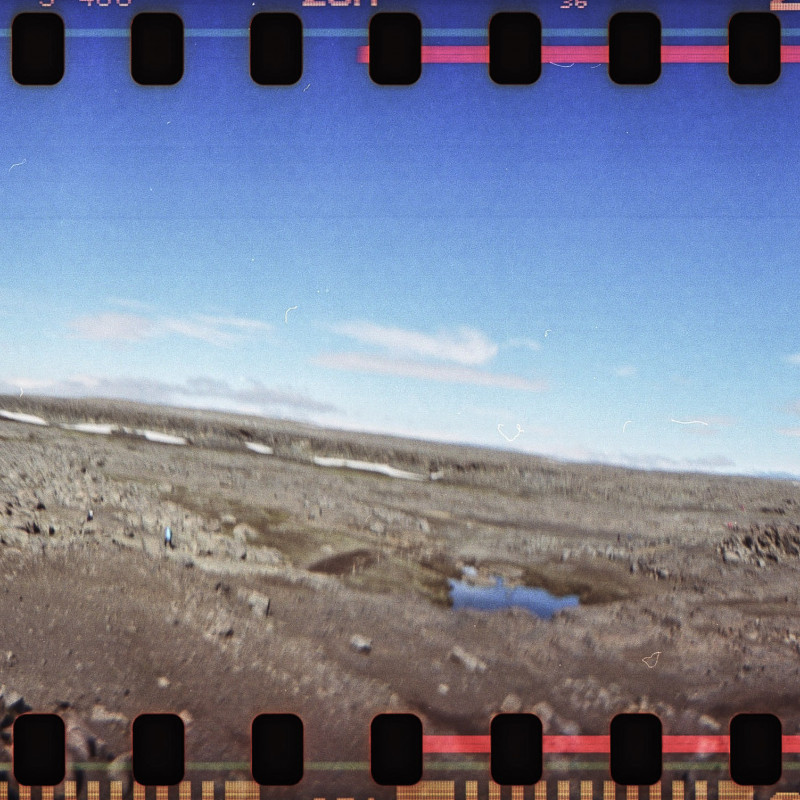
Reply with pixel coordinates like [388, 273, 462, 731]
[1, 396, 800, 800]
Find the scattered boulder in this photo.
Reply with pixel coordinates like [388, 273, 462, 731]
[247, 547, 283, 566]
[178, 709, 193, 727]
[720, 523, 800, 566]
[500, 693, 523, 713]
[557, 719, 581, 735]
[531, 701, 555, 731]
[1, 686, 31, 716]
[237, 589, 270, 617]
[108, 752, 133, 800]
[449, 645, 487, 673]
[90, 704, 128, 725]
[698, 714, 721, 732]
[63, 708, 114, 761]
[233, 523, 258, 542]
[367, 506, 431, 535]
[350, 635, 372, 654]
[223, 534, 247, 561]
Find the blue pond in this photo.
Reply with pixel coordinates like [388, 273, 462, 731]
[448, 576, 580, 620]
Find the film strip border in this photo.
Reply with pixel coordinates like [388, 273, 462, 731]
[0, 780, 790, 800]
[3, 720, 800, 789]
[5, 10, 800, 86]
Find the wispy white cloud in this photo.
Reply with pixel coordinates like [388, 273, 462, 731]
[193, 314, 272, 331]
[69, 311, 271, 346]
[784, 354, 800, 365]
[331, 321, 498, 365]
[504, 338, 542, 352]
[0, 375, 334, 415]
[107, 297, 157, 313]
[614, 365, 637, 378]
[69, 313, 154, 342]
[779, 427, 800, 438]
[314, 351, 548, 392]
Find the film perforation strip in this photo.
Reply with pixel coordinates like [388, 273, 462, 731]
[0, 781, 796, 800]
[3, 10, 795, 86]
[2, 713, 797, 790]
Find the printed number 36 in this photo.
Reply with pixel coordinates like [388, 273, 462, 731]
[561, 0, 588, 7]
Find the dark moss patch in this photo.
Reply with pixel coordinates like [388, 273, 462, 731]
[521, 561, 632, 604]
[308, 549, 377, 575]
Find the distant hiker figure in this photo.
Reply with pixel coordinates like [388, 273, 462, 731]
[164, 526, 173, 549]
[87, 509, 93, 522]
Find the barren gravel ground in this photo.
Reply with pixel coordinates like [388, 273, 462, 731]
[1, 396, 800, 799]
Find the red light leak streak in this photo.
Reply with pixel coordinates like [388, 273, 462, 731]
[423, 735, 800, 755]
[356, 45, 800, 64]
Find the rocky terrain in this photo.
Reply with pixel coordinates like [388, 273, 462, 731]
[1, 395, 800, 799]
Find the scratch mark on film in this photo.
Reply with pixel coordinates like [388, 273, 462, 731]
[642, 651, 661, 668]
[498, 423, 524, 442]
[670, 418, 709, 426]
[8, 159, 26, 172]
[284, 306, 298, 324]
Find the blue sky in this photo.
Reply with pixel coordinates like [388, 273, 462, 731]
[1, 0, 800, 477]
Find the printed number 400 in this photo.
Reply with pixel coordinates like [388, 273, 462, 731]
[561, 0, 589, 7]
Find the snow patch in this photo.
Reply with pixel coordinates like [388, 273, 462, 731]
[245, 442, 273, 455]
[62, 422, 117, 435]
[0, 410, 48, 426]
[312, 456, 424, 481]
[134, 429, 187, 446]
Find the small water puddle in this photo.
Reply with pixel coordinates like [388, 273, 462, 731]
[448, 576, 579, 619]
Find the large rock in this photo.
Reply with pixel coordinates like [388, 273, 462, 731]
[237, 589, 270, 617]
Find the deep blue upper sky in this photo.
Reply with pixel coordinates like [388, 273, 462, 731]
[1, 0, 799, 476]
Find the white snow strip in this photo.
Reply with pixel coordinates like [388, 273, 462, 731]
[62, 422, 118, 435]
[245, 442, 274, 455]
[134, 429, 187, 446]
[0, 410, 48, 426]
[312, 456, 425, 481]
